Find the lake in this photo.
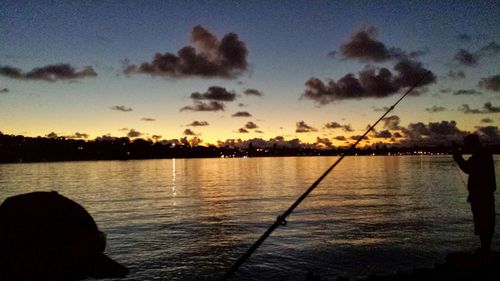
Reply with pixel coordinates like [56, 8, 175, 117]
[1, 156, 499, 280]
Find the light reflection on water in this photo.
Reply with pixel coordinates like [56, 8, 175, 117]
[1, 156, 500, 280]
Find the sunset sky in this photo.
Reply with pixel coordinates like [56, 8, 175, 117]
[1, 1, 499, 147]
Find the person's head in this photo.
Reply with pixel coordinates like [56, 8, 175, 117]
[463, 134, 482, 153]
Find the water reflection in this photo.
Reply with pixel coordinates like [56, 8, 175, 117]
[0, 156, 499, 280]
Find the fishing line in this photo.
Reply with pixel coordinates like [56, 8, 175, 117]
[218, 71, 432, 281]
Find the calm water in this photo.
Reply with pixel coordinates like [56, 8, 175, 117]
[1, 156, 500, 280]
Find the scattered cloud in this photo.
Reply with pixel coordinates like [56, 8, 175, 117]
[123, 25, 248, 79]
[315, 137, 333, 148]
[425, 105, 447, 113]
[479, 41, 500, 56]
[187, 121, 209, 126]
[243, 88, 263, 97]
[141, 117, 156, 121]
[255, 130, 264, 134]
[381, 115, 401, 130]
[325, 122, 342, 129]
[459, 102, 500, 114]
[46, 132, 58, 139]
[0, 64, 97, 81]
[66, 132, 89, 139]
[400, 120, 467, 145]
[342, 124, 354, 132]
[111, 105, 133, 112]
[244, 121, 258, 129]
[475, 126, 500, 140]
[457, 33, 472, 42]
[127, 129, 142, 138]
[372, 129, 392, 138]
[350, 135, 369, 141]
[478, 74, 500, 92]
[302, 60, 435, 104]
[453, 89, 482, 95]
[180, 101, 225, 112]
[183, 128, 197, 136]
[190, 86, 237, 101]
[238, 128, 249, 133]
[481, 118, 494, 123]
[232, 111, 252, 117]
[334, 136, 346, 141]
[453, 49, 478, 66]
[296, 121, 317, 133]
[0, 87, 8, 93]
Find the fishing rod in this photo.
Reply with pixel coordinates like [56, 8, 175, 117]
[218, 71, 432, 281]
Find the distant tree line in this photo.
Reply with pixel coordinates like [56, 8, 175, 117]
[1, 133, 500, 164]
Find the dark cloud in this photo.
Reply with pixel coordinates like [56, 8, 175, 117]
[478, 74, 500, 92]
[325, 122, 342, 129]
[296, 121, 317, 133]
[342, 124, 354, 132]
[401, 120, 467, 145]
[254, 130, 264, 134]
[238, 128, 249, 133]
[373, 130, 392, 139]
[459, 102, 500, 114]
[123, 25, 248, 79]
[475, 126, 500, 140]
[315, 137, 333, 148]
[453, 89, 482, 95]
[46, 132, 58, 139]
[339, 26, 391, 62]
[334, 136, 346, 141]
[425, 106, 447, 113]
[232, 111, 252, 117]
[453, 49, 478, 66]
[243, 88, 263, 97]
[127, 129, 142, 138]
[302, 60, 435, 104]
[350, 135, 369, 141]
[457, 33, 472, 42]
[187, 121, 209, 126]
[66, 132, 89, 139]
[0, 88, 8, 93]
[141, 117, 156, 121]
[238, 103, 246, 107]
[244, 121, 258, 129]
[111, 105, 133, 112]
[479, 41, 500, 56]
[180, 101, 225, 112]
[338, 26, 426, 62]
[217, 136, 303, 149]
[382, 115, 401, 130]
[393, 132, 403, 138]
[481, 118, 494, 123]
[0, 64, 97, 81]
[183, 128, 197, 136]
[447, 70, 465, 79]
[190, 86, 236, 101]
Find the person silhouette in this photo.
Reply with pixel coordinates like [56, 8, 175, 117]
[453, 134, 496, 253]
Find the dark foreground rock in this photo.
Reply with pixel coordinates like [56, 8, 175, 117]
[306, 251, 500, 281]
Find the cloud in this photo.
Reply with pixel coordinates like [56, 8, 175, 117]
[238, 128, 249, 133]
[183, 128, 197, 136]
[337, 26, 426, 62]
[217, 136, 303, 149]
[478, 74, 500, 92]
[372, 129, 392, 138]
[373, 106, 390, 112]
[325, 122, 342, 129]
[46, 132, 58, 138]
[0, 64, 97, 81]
[123, 25, 248, 79]
[334, 136, 346, 141]
[481, 118, 494, 123]
[475, 126, 500, 140]
[244, 88, 263, 97]
[141, 117, 156, 121]
[255, 130, 264, 134]
[190, 86, 237, 101]
[180, 101, 225, 112]
[479, 41, 500, 56]
[232, 111, 252, 117]
[187, 121, 209, 126]
[342, 124, 354, 132]
[425, 105, 447, 113]
[302, 60, 435, 104]
[296, 121, 317, 133]
[447, 70, 465, 79]
[111, 105, 133, 112]
[350, 135, 369, 141]
[0, 88, 8, 93]
[151, 135, 162, 142]
[459, 102, 500, 114]
[453, 89, 482, 95]
[66, 132, 89, 139]
[315, 137, 333, 148]
[244, 121, 258, 129]
[127, 129, 142, 138]
[453, 49, 478, 66]
[381, 115, 401, 130]
[400, 120, 467, 145]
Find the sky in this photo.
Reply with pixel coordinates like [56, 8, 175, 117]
[1, 1, 500, 147]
